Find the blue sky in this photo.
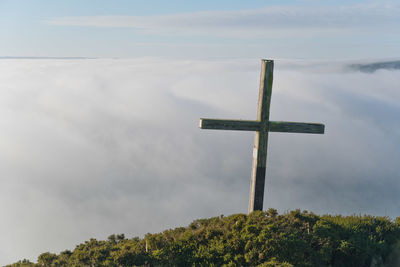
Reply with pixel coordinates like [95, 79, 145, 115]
[1, 0, 399, 59]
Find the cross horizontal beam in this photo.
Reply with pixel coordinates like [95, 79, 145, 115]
[200, 118, 325, 134]
[269, 121, 325, 134]
[199, 118, 260, 131]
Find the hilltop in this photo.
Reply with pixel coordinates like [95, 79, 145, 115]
[6, 209, 400, 267]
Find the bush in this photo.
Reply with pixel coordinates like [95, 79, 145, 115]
[6, 210, 400, 267]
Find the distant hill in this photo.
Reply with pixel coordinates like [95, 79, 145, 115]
[349, 60, 400, 73]
[6, 210, 400, 267]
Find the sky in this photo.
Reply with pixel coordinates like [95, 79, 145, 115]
[0, 0, 400, 265]
[1, 0, 400, 59]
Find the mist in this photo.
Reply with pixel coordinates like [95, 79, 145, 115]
[0, 58, 399, 264]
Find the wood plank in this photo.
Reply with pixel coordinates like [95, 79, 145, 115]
[199, 118, 260, 131]
[249, 59, 274, 213]
[269, 121, 325, 134]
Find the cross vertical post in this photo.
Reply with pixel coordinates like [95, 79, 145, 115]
[248, 60, 273, 213]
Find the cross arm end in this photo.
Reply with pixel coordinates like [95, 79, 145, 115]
[269, 121, 325, 134]
[199, 118, 261, 131]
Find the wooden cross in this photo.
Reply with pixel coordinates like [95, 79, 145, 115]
[199, 59, 325, 213]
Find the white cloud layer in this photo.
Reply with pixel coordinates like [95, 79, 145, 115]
[47, 2, 400, 37]
[0, 58, 400, 264]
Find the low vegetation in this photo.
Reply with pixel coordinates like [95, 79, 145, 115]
[7, 209, 400, 266]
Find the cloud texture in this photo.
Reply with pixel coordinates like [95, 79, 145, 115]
[47, 2, 400, 38]
[0, 58, 399, 264]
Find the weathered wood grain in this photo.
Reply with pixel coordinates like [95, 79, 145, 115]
[199, 118, 260, 131]
[269, 121, 325, 134]
[248, 59, 274, 213]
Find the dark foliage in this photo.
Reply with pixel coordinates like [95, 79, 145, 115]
[6, 210, 400, 266]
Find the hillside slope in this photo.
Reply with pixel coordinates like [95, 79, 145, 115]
[6, 209, 400, 267]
